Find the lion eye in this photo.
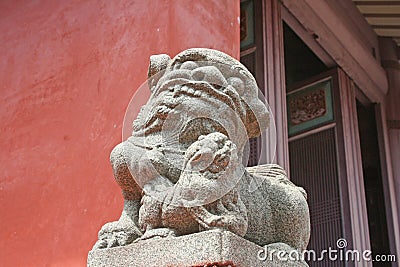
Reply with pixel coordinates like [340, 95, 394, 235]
[192, 153, 201, 161]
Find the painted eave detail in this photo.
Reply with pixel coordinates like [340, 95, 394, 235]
[281, 0, 388, 103]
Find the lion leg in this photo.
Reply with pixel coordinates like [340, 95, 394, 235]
[93, 141, 144, 249]
[136, 193, 177, 241]
[189, 189, 248, 237]
[268, 182, 310, 251]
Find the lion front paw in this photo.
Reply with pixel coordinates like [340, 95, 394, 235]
[134, 227, 177, 243]
[92, 220, 142, 250]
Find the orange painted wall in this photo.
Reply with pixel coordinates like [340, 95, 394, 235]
[0, 1, 239, 266]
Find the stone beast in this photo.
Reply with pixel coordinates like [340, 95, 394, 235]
[92, 48, 310, 255]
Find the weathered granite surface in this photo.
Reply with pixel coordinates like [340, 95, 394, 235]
[90, 48, 310, 266]
[88, 230, 308, 267]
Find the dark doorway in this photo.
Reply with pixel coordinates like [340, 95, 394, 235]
[283, 22, 328, 89]
[356, 101, 391, 266]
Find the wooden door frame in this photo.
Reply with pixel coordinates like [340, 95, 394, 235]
[281, 1, 399, 261]
[374, 103, 400, 262]
[240, 0, 290, 171]
[241, 0, 399, 261]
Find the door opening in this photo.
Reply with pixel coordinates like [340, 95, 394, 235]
[356, 100, 391, 265]
[283, 22, 328, 89]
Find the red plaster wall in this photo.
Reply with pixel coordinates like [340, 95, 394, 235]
[0, 1, 239, 266]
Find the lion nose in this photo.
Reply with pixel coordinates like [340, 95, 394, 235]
[191, 66, 227, 86]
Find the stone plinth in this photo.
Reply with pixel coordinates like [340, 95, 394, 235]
[88, 230, 304, 267]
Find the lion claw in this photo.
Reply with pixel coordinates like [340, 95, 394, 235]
[92, 220, 142, 249]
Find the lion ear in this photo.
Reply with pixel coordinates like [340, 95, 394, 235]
[148, 54, 171, 91]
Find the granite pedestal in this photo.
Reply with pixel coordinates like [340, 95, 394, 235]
[88, 230, 306, 267]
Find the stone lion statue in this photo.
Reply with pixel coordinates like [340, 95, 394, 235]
[92, 48, 310, 261]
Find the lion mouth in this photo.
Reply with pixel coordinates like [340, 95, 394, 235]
[133, 79, 243, 143]
[157, 79, 244, 117]
[133, 65, 252, 141]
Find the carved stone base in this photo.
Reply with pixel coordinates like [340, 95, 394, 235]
[88, 230, 307, 267]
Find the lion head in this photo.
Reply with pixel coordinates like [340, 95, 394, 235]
[132, 48, 270, 151]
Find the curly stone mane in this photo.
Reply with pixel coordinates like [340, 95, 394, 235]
[132, 48, 269, 141]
